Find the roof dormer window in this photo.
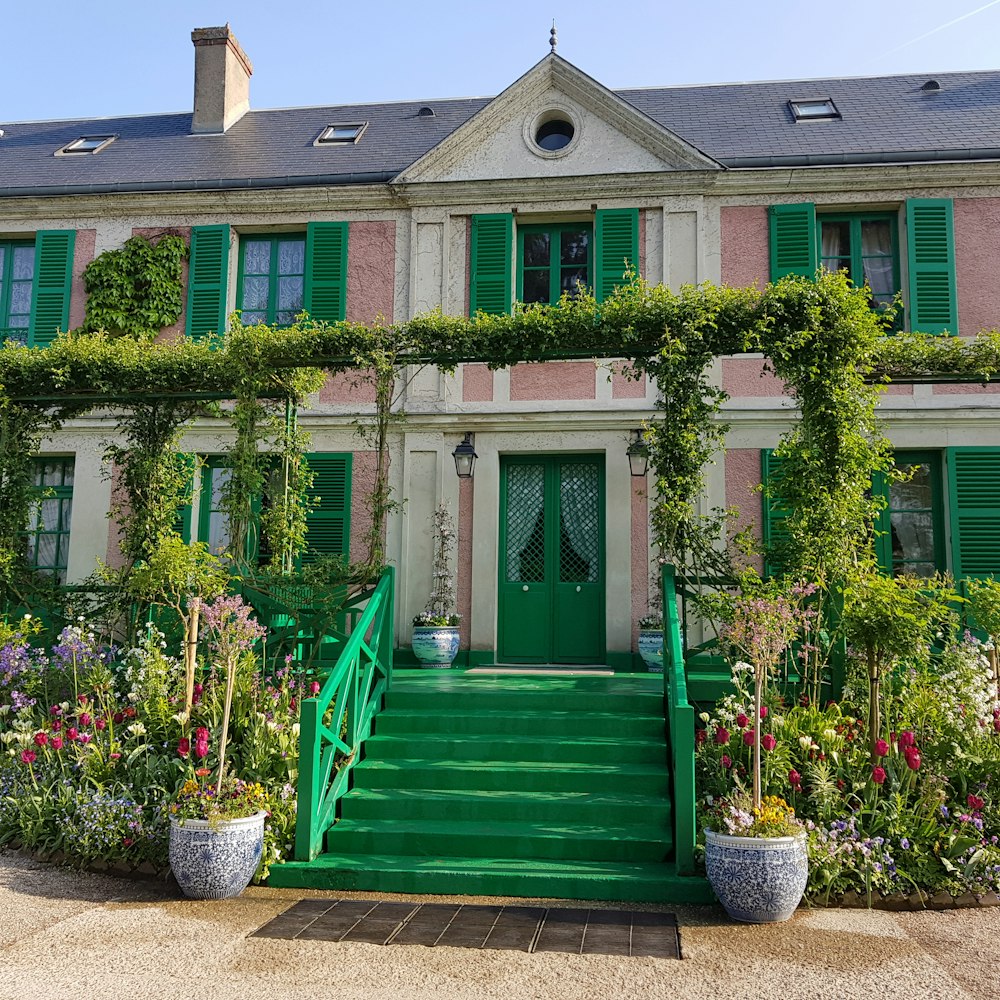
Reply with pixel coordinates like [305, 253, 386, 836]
[57, 135, 117, 155]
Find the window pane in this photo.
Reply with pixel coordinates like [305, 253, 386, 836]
[277, 275, 304, 315]
[560, 267, 588, 297]
[41, 462, 64, 487]
[522, 270, 550, 304]
[37, 498, 60, 529]
[895, 562, 936, 579]
[820, 221, 850, 260]
[9, 281, 32, 318]
[278, 240, 305, 275]
[561, 230, 590, 266]
[241, 311, 266, 325]
[61, 498, 72, 531]
[34, 534, 57, 568]
[241, 275, 269, 313]
[863, 257, 895, 302]
[12, 246, 35, 281]
[860, 220, 892, 257]
[242, 240, 272, 275]
[890, 511, 934, 564]
[522, 234, 550, 268]
[890, 465, 932, 510]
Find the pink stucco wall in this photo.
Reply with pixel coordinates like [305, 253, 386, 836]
[320, 371, 378, 404]
[955, 198, 1000, 338]
[725, 449, 763, 540]
[612, 368, 646, 399]
[457, 477, 473, 650]
[631, 479, 648, 652]
[132, 227, 192, 339]
[721, 206, 769, 289]
[933, 381, 1000, 394]
[68, 230, 96, 331]
[722, 357, 787, 397]
[345, 221, 395, 324]
[462, 363, 494, 402]
[510, 362, 596, 400]
[348, 450, 378, 564]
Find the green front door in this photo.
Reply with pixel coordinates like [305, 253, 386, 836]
[498, 455, 605, 664]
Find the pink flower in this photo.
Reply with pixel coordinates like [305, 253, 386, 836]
[759, 706, 768, 719]
[994, 717, 1000, 733]
[110, 752, 121, 761]
[695, 729, 707, 746]
[78, 713, 91, 727]
[713, 727, 730, 746]
[66, 727, 78, 742]
[872, 766, 887, 785]
[50, 736, 63, 751]
[898, 730, 916, 749]
[177, 738, 190, 758]
[52, 720, 62, 731]
[904, 748, 921, 771]
[310, 681, 321, 696]
[95, 718, 106, 731]
[49, 705, 61, 716]
[736, 713, 749, 729]
[32, 732, 48, 747]
[721, 755, 732, 769]
[874, 739, 889, 757]
[788, 768, 801, 786]
[78, 733, 91, 745]
[77, 694, 88, 704]
[113, 711, 124, 724]
[968, 794, 985, 811]
[761, 733, 777, 752]
[742, 730, 756, 747]
[194, 683, 204, 696]
[20, 750, 36, 765]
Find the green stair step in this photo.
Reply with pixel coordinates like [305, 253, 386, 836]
[385, 688, 664, 715]
[325, 817, 670, 863]
[375, 708, 664, 740]
[343, 787, 671, 825]
[389, 670, 662, 693]
[351, 758, 669, 795]
[268, 852, 713, 904]
[362, 733, 666, 765]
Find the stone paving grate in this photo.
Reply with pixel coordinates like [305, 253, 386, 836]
[252, 899, 680, 957]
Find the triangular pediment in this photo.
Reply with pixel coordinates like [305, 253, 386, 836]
[394, 54, 721, 184]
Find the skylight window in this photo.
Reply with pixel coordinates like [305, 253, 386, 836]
[314, 122, 368, 146]
[57, 135, 116, 155]
[789, 99, 840, 122]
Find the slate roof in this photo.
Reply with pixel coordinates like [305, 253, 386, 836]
[3, 69, 1000, 196]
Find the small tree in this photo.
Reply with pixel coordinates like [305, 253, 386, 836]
[964, 577, 1000, 703]
[414, 502, 459, 627]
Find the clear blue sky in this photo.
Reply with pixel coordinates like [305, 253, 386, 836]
[6, 0, 1000, 122]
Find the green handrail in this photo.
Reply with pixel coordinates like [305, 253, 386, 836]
[294, 566, 395, 861]
[662, 562, 697, 876]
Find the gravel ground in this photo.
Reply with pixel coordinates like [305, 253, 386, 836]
[0, 851, 997, 1000]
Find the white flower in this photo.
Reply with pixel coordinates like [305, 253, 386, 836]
[0, 731, 15, 744]
[59, 702, 70, 713]
[798, 735, 812, 751]
[127, 722, 146, 737]
[291, 723, 300, 738]
[822, 728, 838, 742]
[0, 704, 10, 717]
[127, 692, 139, 703]
[732, 661, 753, 673]
[698, 712, 710, 724]
[172, 711, 190, 726]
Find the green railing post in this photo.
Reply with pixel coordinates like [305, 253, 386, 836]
[662, 562, 697, 877]
[294, 695, 322, 861]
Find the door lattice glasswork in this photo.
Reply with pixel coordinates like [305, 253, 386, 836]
[505, 463, 546, 582]
[559, 462, 600, 582]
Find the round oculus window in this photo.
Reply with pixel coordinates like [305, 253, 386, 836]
[534, 118, 575, 151]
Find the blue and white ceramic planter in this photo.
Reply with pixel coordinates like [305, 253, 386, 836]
[411, 626, 460, 668]
[169, 811, 266, 899]
[637, 629, 664, 673]
[704, 829, 808, 923]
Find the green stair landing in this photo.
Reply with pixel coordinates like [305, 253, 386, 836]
[269, 671, 712, 904]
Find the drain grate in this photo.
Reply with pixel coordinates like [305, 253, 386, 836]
[252, 899, 680, 958]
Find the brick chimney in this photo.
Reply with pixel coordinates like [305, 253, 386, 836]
[191, 25, 253, 134]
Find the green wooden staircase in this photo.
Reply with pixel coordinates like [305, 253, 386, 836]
[270, 670, 711, 903]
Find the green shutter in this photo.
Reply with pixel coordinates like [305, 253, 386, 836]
[906, 199, 957, 335]
[769, 204, 817, 281]
[594, 208, 639, 302]
[28, 230, 75, 347]
[470, 214, 512, 316]
[304, 222, 348, 322]
[185, 225, 230, 342]
[171, 453, 197, 544]
[761, 449, 790, 576]
[303, 453, 352, 564]
[947, 448, 1000, 580]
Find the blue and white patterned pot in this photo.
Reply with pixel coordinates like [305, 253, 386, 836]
[169, 811, 266, 899]
[704, 829, 808, 923]
[411, 626, 460, 668]
[637, 629, 664, 673]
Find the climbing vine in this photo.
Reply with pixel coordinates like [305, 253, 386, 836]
[81, 234, 188, 338]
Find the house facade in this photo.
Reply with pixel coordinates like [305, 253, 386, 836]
[5, 25, 1000, 666]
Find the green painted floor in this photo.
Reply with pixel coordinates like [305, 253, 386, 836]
[270, 670, 713, 904]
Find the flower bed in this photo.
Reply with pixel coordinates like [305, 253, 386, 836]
[0, 613, 300, 880]
[696, 635, 1000, 904]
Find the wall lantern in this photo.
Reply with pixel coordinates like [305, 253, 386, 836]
[453, 432, 478, 479]
[626, 430, 649, 477]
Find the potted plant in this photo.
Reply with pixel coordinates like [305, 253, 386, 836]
[411, 503, 461, 668]
[168, 594, 269, 899]
[702, 575, 815, 922]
